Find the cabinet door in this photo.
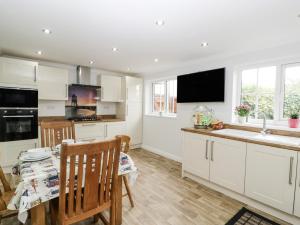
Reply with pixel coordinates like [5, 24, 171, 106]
[182, 132, 210, 180]
[0, 57, 38, 86]
[293, 153, 300, 217]
[245, 143, 297, 214]
[126, 76, 143, 102]
[101, 75, 122, 102]
[38, 65, 68, 100]
[105, 122, 126, 139]
[126, 101, 143, 147]
[209, 137, 246, 194]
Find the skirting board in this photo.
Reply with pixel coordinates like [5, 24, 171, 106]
[183, 170, 300, 225]
[141, 144, 182, 162]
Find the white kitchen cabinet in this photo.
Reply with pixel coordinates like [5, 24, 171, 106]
[293, 153, 300, 217]
[99, 75, 123, 102]
[245, 143, 297, 214]
[125, 76, 143, 148]
[75, 123, 105, 142]
[209, 137, 247, 194]
[105, 122, 126, 139]
[0, 57, 38, 87]
[0, 139, 38, 172]
[38, 65, 68, 100]
[182, 132, 210, 180]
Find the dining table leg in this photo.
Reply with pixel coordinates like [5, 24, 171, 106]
[30, 202, 46, 225]
[115, 175, 123, 225]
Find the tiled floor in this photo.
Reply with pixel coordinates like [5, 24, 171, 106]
[2, 149, 289, 225]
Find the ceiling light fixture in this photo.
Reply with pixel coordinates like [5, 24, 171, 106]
[201, 42, 208, 47]
[127, 68, 130, 71]
[42, 28, 51, 34]
[112, 47, 118, 52]
[154, 58, 159, 62]
[89, 60, 94, 65]
[155, 20, 165, 26]
[36, 50, 42, 55]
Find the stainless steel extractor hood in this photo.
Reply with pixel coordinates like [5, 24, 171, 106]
[72, 65, 100, 88]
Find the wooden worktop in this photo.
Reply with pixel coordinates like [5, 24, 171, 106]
[182, 125, 300, 151]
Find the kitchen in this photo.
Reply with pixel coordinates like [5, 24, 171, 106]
[1, 1, 300, 225]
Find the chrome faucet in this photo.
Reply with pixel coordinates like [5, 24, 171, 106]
[261, 112, 269, 135]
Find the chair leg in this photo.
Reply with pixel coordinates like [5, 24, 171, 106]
[49, 199, 58, 225]
[110, 205, 115, 225]
[123, 176, 134, 207]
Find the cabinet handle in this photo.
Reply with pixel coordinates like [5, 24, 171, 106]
[105, 124, 108, 138]
[65, 84, 68, 98]
[82, 123, 96, 127]
[34, 66, 37, 82]
[210, 141, 214, 161]
[289, 157, 294, 185]
[205, 140, 209, 160]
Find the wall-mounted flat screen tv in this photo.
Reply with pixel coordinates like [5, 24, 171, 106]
[177, 68, 225, 103]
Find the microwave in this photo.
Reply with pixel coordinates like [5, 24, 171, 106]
[0, 87, 38, 108]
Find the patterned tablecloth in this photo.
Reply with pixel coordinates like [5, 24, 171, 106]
[7, 147, 138, 223]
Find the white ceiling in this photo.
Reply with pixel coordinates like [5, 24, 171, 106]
[0, 0, 300, 75]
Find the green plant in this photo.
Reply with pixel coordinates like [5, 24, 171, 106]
[290, 113, 299, 119]
[235, 104, 251, 117]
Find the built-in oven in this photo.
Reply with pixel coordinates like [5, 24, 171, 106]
[0, 109, 38, 142]
[0, 87, 38, 142]
[0, 87, 38, 108]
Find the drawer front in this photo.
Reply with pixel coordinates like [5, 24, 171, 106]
[75, 123, 105, 139]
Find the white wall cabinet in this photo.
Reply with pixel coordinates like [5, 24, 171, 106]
[182, 132, 210, 180]
[99, 75, 123, 102]
[0, 57, 38, 87]
[125, 76, 143, 148]
[0, 139, 38, 172]
[38, 65, 68, 100]
[209, 137, 246, 194]
[245, 143, 297, 214]
[293, 153, 300, 217]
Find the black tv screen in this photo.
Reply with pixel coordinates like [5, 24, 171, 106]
[177, 68, 225, 103]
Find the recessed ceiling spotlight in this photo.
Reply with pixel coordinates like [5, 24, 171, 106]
[155, 20, 165, 26]
[112, 47, 118, 52]
[36, 50, 42, 55]
[154, 58, 159, 62]
[201, 42, 208, 47]
[42, 28, 51, 34]
[89, 60, 94, 65]
[127, 67, 130, 71]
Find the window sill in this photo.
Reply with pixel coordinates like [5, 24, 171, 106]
[229, 122, 300, 132]
[144, 113, 177, 119]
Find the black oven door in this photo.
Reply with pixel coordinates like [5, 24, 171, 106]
[0, 109, 38, 142]
[0, 87, 38, 108]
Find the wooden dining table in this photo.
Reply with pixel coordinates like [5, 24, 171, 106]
[29, 176, 123, 225]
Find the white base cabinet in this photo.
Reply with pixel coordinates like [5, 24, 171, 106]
[0, 139, 38, 172]
[209, 137, 246, 194]
[105, 122, 126, 139]
[182, 133, 247, 194]
[245, 144, 297, 214]
[182, 132, 210, 180]
[293, 153, 300, 217]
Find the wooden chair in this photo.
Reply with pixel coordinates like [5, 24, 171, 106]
[0, 166, 19, 224]
[40, 121, 75, 147]
[116, 135, 134, 208]
[50, 138, 121, 225]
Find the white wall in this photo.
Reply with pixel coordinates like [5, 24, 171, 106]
[142, 42, 300, 162]
[37, 60, 121, 117]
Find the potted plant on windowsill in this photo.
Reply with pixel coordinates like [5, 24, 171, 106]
[235, 104, 251, 124]
[288, 113, 299, 128]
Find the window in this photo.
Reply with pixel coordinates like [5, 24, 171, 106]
[238, 61, 300, 124]
[240, 66, 276, 120]
[152, 79, 177, 115]
[283, 64, 300, 118]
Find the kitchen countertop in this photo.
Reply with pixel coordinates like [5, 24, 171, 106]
[38, 116, 125, 125]
[182, 127, 300, 151]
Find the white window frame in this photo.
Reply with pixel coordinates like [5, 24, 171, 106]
[149, 78, 177, 117]
[235, 59, 300, 126]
